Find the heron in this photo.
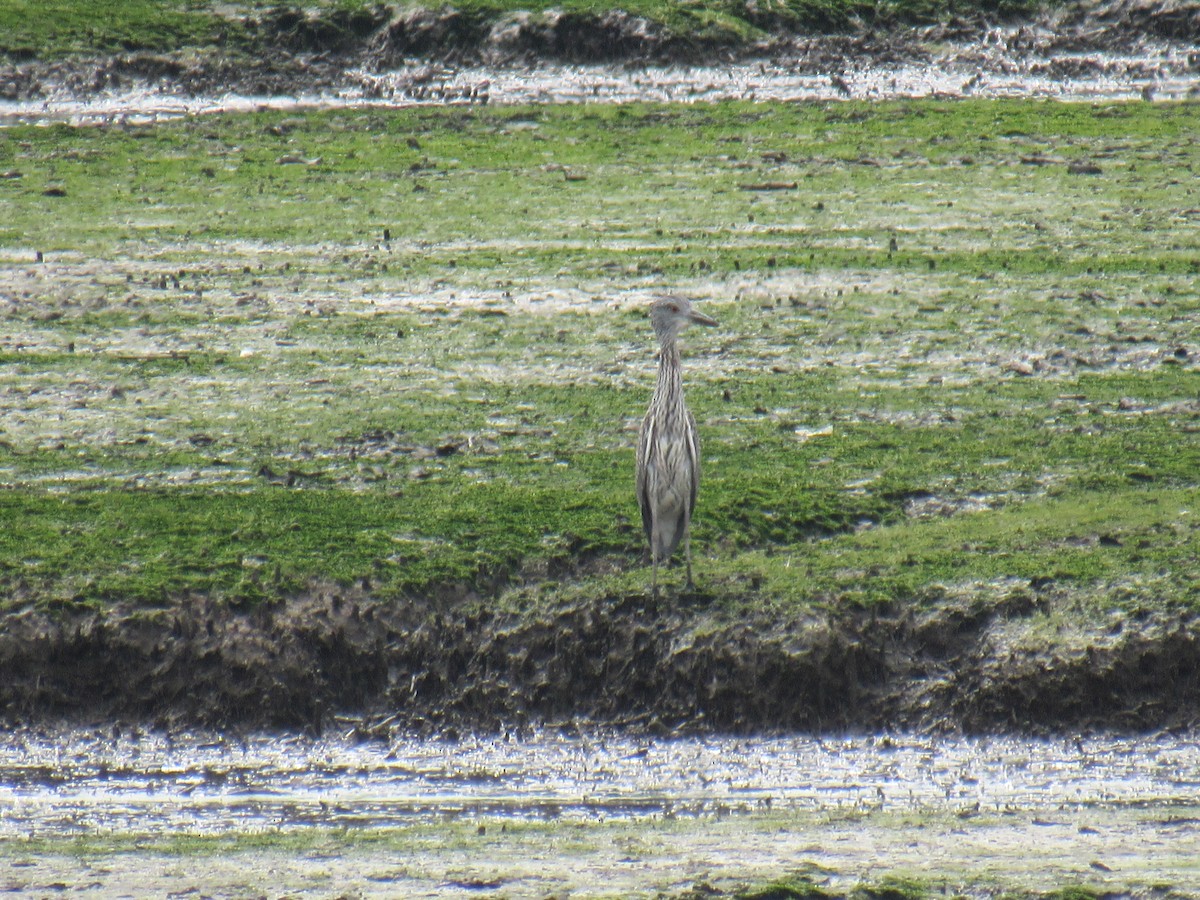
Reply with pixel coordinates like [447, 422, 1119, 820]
[636, 295, 718, 597]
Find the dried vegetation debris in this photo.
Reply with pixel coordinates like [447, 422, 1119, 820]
[2, 584, 1197, 734]
[366, 7, 673, 66]
[1067, 0, 1200, 39]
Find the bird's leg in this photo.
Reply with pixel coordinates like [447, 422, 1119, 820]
[651, 547, 660, 599]
[684, 529, 694, 592]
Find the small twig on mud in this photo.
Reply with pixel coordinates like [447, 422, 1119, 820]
[336, 713, 400, 741]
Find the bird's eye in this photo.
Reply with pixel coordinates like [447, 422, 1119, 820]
[667, 303, 679, 313]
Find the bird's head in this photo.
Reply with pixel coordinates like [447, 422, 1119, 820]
[649, 295, 718, 345]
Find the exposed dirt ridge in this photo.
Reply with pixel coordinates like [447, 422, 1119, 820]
[2, 584, 1197, 734]
[1, 0, 1198, 103]
[248, 0, 1200, 64]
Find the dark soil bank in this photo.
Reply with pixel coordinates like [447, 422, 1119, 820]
[2, 586, 1197, 734]
[2, 0, 1199, 102]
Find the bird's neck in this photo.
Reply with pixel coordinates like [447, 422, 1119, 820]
[654, 340, 684, 399]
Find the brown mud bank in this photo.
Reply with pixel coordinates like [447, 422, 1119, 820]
[1, 0, 1199, 104]
[2, 584, 1198, 734]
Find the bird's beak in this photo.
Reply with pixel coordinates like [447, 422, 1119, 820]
[688, 309, 718, 328]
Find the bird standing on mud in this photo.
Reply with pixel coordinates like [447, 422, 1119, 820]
[636, 295, 718, 598]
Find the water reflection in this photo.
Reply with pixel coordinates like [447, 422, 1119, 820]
[1, 729, 1196, 837]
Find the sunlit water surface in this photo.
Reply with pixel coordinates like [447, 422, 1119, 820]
[1, 729, 1197, 836]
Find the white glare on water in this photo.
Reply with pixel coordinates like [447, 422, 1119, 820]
[0, 729, 1197, 835]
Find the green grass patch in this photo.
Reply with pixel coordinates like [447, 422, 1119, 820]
[740, 873, 835, 898]
[1041, 888, 1102, 900]
[1, 99, 1198, 612]
[0, 0, 240, 60]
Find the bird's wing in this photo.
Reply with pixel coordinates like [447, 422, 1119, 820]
[636, 413, 654, 543]
[686, 409, 701, 517]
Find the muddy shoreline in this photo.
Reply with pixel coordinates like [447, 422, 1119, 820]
[3, 583, 1197, 735]
[2, 0, 1198, 107]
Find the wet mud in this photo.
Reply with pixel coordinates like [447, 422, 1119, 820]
[2, 584, 1197, 734]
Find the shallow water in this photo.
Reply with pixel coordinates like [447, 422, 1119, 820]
[1, 729, 1198, 896]
[2, 728, 1196, 833]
